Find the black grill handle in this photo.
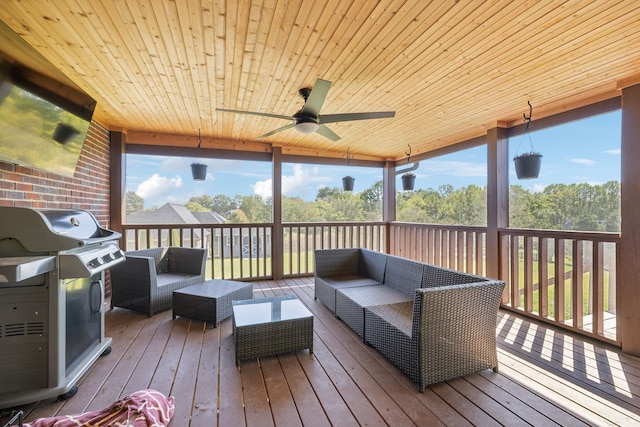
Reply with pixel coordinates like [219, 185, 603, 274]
[89, 280, 104, 314]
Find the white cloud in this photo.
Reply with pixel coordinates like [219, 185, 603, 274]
[252, 164, 333, 199]
[606, 149, 621, 155]
[532, 184, 546, 193]
[570, 158, 596, 166]
[253, 178, 273, 199]
[136, 173, 183, 204]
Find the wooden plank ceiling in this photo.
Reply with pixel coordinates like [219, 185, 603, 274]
[1, 0, 639, 161]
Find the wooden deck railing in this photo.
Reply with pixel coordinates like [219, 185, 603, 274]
[121, 221, 618, 344]
[282, 222, 387, 276]
[389, 222, 488, 276]
[121, 222, 386, 280]
[499, 228, 619, 345]
[121, 223, 273, 280]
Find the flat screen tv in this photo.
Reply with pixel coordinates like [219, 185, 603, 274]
[0, 65, 95, 177]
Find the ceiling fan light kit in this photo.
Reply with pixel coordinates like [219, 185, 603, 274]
[216, 78, 395, 141]
[294, 120, 319, 134]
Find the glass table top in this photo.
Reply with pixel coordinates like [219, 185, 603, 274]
[232, 295, 312, 327]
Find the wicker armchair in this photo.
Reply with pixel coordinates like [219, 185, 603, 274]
[364, 280, 506, 392]
[110, 247, 207, 316]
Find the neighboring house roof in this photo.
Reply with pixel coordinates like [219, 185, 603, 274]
[193, 211, 226, 224]
[127, 203, 226, 225]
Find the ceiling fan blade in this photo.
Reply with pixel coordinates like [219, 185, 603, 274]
[256, 123, 295, 139]
[216, 108, 292, 121]
[319, 111, 395, 124]
[300, 79, 332, 116]
[315, 124, 341, 141]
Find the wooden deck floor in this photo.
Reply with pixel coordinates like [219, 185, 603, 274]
[12, 277, 640, 426]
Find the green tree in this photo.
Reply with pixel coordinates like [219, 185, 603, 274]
[185, 201, 209, 212]
[211, 194, 236, 215]
[360, 180, 383, 221]
[188, 195, 215, 211]
[316, 191, 366, 221]
[237, 195, 271, 223]
[282, 196, 321, 222]
[316, 186, 342, 202]
[126, 191, 144, 214]
[227, 208, 249, 223]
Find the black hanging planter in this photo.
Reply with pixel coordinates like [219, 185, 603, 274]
[342, 176, 355, 192]
[191, 162, 207, 181]
[52, 123, 80, 144]
[401, 173, 416, 191]
[513, 152, 542, 180]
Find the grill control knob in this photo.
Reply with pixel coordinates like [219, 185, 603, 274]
[89, 258, 104, 268]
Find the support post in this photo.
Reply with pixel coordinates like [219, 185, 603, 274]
[382, 161, 396, 254]
[619, 83, 640, 355]
[486, 126, 509, 280]
[272, 147, 284, 279]
[109, 131, 126, 235]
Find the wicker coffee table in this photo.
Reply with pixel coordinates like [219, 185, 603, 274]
[232, 295, 313, 365]
[172, 279, 253, 327]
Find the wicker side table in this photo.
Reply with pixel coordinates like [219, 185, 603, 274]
[172, 279, 253, 327]
[232, 295, 313, 365]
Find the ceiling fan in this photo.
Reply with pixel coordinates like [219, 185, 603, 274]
[216, 79, 395, 141]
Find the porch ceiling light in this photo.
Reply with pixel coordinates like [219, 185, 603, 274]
[294, 120, 319, 134]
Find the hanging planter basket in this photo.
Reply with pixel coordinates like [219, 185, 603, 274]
[401, 173, 416, 191]
[53, 123, 80, 144]
[513, 152, 542, 180]
[191, 162, 207, 181]
[342, 176, 355, 192]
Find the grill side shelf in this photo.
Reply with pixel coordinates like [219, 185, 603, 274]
[0, 256, 56, 283]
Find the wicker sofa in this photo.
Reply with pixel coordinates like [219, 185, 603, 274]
[110, 247, 207, 316]
[314, 248, 505, 391]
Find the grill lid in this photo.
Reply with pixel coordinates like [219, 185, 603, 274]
[0, 207, 121, 252]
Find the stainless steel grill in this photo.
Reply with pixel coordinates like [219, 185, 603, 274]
[0, 207, 124, 408]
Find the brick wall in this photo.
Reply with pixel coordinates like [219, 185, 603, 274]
[0, 120, 112, 228]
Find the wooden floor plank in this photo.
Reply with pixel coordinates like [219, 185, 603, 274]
[217, 319, 245, 426]
[293, 344, 360, 427]
[119, 310, 178, 397]
[260, 356, 303, 427]
[277, 352, 332, 427]
[84, 309, 169, 411]
[190, 324, 222, 427]
[240, 360, 274, 427]
[469, 371, 583, 426]
[148, 318, 190, 398]
[11, 277, 640, 427]
[169, 320, 207, 425]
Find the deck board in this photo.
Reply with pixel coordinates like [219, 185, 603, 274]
[9, 277, 640, 426]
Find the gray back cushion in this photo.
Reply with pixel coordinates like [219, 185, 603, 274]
[421, 264, 487, 288]
[384, 255, 425, 296]
[359, 249, 387, 283]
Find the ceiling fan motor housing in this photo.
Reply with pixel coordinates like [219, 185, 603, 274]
[293, 111, 319, 133]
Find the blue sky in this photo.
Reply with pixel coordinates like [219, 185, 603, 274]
[126, 111, 621, 209]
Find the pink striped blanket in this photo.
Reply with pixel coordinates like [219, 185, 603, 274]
[23, 389, 175, 427]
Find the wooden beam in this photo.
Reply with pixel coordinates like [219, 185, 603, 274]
[125, 130, 272, 153]
[486, 126, 508, 281]
[109, 131, 126, 235]
[619, 83, 640, 356]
